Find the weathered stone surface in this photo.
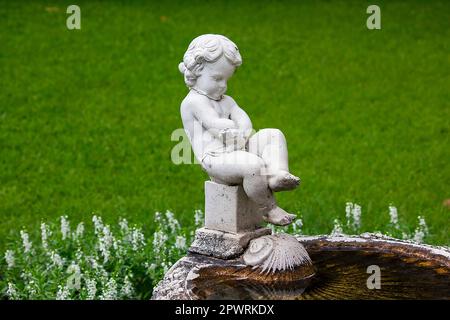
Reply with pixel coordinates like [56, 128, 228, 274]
[151, 253, 315, 300]
[152, 235, 450, 300]
[204, 181, 265, 233]
[243, 234, 313, 273]
[151, 257, 193, 300]
[188, 227, 271, 259]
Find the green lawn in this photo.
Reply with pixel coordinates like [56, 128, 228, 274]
[1, 0, 449, 249]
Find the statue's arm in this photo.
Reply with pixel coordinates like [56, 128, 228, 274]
[229, 98, 253, 138]
[186, 97, 237, 137]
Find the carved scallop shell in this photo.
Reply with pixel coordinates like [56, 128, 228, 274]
[243, 234, 313, 273]
[243, 236, 274, 266]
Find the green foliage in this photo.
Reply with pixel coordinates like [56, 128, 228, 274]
[0, 206, 433, 299]
[0, 212, 191, 300]
[0, 0, 448, 250]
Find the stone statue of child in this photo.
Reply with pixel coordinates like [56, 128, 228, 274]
[179, 34, 300, 226]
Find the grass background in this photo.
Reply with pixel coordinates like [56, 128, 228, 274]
[0, 0, 449, 249]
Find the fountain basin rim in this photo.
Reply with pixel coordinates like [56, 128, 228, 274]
[296, 234, 450, 267]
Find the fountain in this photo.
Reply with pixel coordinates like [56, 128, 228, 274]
[152, 34, 450, 300]
[153, 234, 450, 300]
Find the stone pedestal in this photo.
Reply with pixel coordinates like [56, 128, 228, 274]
[189, 227, 271, 259]
[188, 181, 271, 259]
[204, 181, 264, 233]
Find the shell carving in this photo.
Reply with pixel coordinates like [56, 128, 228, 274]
[243, 234, 312, 273]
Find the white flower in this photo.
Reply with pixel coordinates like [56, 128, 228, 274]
[25, 280, 37, 298]
[49, 251, 64, 268]
[413, 230, 425, 243]
[20, 230, 32, 254]
[89, 256, 100, 270]
[413, 216, 429, 244]
[352, 204, 361, 230]
[92, 215, 104, 235]
[56, 285, 70, 300]
[120, 275, 134, 298]
[119, 218, 129, 234]
[85, 278, 97, 300]
[175, 235, 186, 250]
[388, 205, 399, 228]
[194, 209, 204, 227]
[66, 263, 81, 290]
[147, 263, 157, 272]
[345, 202, 352, 227]
[130, 227, 145, 251]
[292, 218, 303, 234]
[418, 216, 428, 233]
[60, 216, 70, 240]
[74, 222, 85, 240]
[165, 210, 180, 232]
[113, 239, 127, 258]
[344, 202, 362, 231]
[20, 271, 32, 281]
[6, 282, 18, 300]
[89, 256, 109, 283]
[5, 250, 15, 269]
[268, 224, 276, 234]
[98, 225, 114, 263]
[100, 278, 117, 300]
[331, 219, 343, 236]
[113, 239, 122, 252]
[40, 222, 50, 250]
[75, 248, 84, 262]
[154, 211, 162, 224]
[161, 262, 170, 274]
[152, 230, 168, 256]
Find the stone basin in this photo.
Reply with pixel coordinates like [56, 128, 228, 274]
[151, 234, 450, 300]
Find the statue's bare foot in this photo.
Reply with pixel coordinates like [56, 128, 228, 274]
[268, 170, 301, 192]
[263, 206, 296, 226]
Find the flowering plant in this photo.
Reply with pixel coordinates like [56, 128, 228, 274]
[0, 211, 192, 300]
[0, 204, 429, 300]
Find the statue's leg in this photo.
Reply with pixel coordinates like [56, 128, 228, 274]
[248, 129, 300, 192]
[203, 151, 273, 205]
[203, 151, 295, 226]
[248, 128, 289, 174]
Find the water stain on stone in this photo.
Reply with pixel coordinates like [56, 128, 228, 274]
[187, 237, 450, 300]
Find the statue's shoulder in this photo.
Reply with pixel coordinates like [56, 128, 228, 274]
[222, 95, 239, 109]
[180, 92, 210, 114]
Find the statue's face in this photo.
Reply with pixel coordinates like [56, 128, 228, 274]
[195, 55, 236, 99]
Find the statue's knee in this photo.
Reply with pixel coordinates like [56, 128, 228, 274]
[260, 128, 284, 138]
[246, 157, 266, 176]
[271, 128, 284, 138]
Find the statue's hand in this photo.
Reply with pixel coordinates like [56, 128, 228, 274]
[220, 128, 247, 150]
[226, 128, 244, 138]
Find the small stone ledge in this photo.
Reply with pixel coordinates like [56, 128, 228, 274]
[188, 227, 272, 259]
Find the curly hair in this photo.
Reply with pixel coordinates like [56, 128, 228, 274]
[178, 34, 242, 88]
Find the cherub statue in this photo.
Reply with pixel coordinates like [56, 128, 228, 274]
[179, 34, 300, 226]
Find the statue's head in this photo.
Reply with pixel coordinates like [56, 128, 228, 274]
[178, 34, 242, 100]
